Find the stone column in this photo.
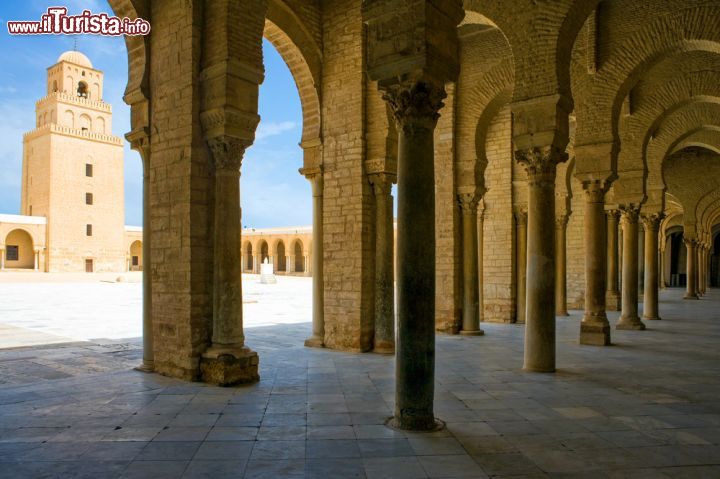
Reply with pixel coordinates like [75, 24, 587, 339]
[605, 210, 621, 310]
[459, 192, 484, 335]
[254, 254, 261, 274]
[700, 245, 708, 295]
[684, 238, 699, 299]
[515, 146, 561, 373]
[580, 180, 611, 345]
[34, 250, 39, 271]
[555, 214, 569, 317]
[617, 207, 645, 330]
[659, 243, 666, 289]
[642, 214, 662, 320]
[126, 133, 154, 373]
[200, 137, 259, 386]
[369, 172, 396, 352]
[304, 171, 325, 348]
[384, 80, 445, 430]
[514, 210, 528, 324]
[477, 203, 485, 323]
[304, 255, 310, 276]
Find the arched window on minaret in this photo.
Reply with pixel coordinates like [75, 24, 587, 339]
[64, 110, 74, 128]
[77, 81, 88, 98]
[52, 80, 58, 93]
[93, 83, 100, 100]
[96, 116, 106, 134]
[79, 114, 91, 131]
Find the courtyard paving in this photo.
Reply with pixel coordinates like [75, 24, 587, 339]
[0, 280, 719, 478]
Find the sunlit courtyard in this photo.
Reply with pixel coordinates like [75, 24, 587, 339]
[0, 274, 312, 349]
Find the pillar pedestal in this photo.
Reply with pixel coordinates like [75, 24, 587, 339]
[580, 180, 611, 345]
[516, 146, 563, 373]
[555, 214, 569, 317]
[684, 238, 699, 300]
[303, 170, 325, 348]
[201, 136, 258, 386]
[459, 192, 484, 336]
[605, 210, 621, 311]
[514, 210, 528, 324]
[384, 80, 445, 431]
[642, 214, 662, 321]
[369, 172, 397, 353]
[617, 207, 645, 330]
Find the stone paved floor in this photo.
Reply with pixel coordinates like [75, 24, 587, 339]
[0, 288, 719, 478]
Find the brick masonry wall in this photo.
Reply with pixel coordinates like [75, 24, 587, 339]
[149, 0, 212, 380]
[320, 0, 374, 351]
[482, 106, 515, 323]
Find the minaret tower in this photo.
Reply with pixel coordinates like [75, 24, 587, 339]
[22, 51, 125, 272]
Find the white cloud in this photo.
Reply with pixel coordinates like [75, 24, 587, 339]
[255, 121, 297, 141]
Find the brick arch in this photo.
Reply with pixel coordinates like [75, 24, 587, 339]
[618, 70, 720, 175]
[575, 5, 720, 147]
[696, 187, 720, 232]
[668, 126, 720, 158]
[106, 0, 149, 112]
[663, 146, 720, 227]
[646, 102, 720, 189]
[265, 0, 322, 144]
[463, 0, 597, 102]
[456, 57, 514, 192]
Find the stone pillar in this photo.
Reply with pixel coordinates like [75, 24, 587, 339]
[700, 245, 708, 295]
[477, 203, 485, 323]
[638, 227, 645, 295]
[0, 248, 4, 270]
[659, 244, 666, 289]
[515, 147, 561, 373]
[200, 137, 259, 386]
[555, 214, 569, 317]
[580, 180, 611, 345]
[304, 255, 310, 276]
[304, 172, 325, 347]
[684, 238, 699, 299]
[127, 133, 153, 373]
[34, 250, 39, 271]
[605, 210, 621, 310]
[642, 214, 662, 321]
[254, 254, 261, 274]
[617, 207, 645, 330]
[514, 210, 528, 324]
[459, 192, 484, 335]
[384, 80, 445, 430]
[369, 172, 396, 352]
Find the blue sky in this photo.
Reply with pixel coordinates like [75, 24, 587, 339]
[0, 1, 310, 227]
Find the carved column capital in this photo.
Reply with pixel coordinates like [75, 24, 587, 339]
[300, 167, 324, 197]
[457, 193, 479, 214]
[683, 237, 699, 248]
[619, 205, 640, 225]
[641, 213, 664, 232]
[125, 127, 151, 164]
[514, 145, 567, 187]
[368, 172, 395, 196]
[208, 136, 249, 172]
[582, 179, 608, 203]
[555, 215, 569, 229]
[606, 208, 620, 221]
[381, 81, 446, 136]
[514, 209, 528, 226]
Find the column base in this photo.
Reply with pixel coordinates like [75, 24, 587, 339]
[683, 294, 699, 300]
[556, 310, 569, 317]
[579, 321, 611, 346]
[304, 335, 325, 348]
[373, 341, 395, 354]
[200, 346, 259, 386]
[643, 315, 661, 321]
[134, 360, 155, 373]
[460, 328, 485, 336]
[605, 291, 621, 311]
[522, 365, 556, 373]
[387, 415, 444, 432]
[616, 317, 646, 330]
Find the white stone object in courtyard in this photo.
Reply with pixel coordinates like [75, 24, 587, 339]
[260, 258, 276, 284]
